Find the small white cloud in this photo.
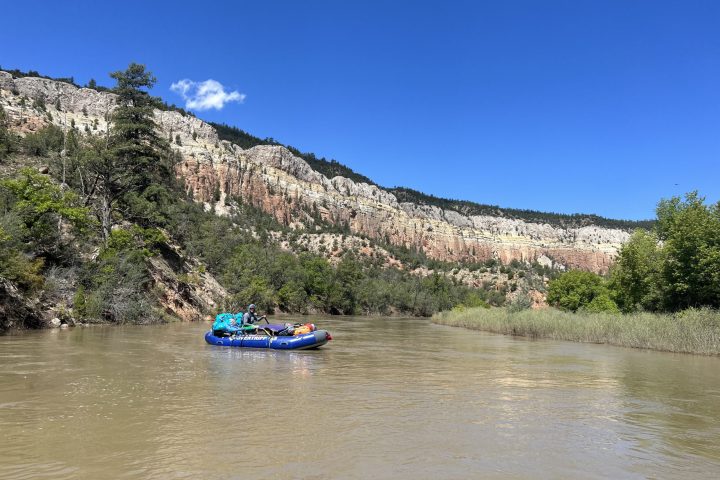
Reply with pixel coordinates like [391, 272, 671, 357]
[170, 78, 246, 111]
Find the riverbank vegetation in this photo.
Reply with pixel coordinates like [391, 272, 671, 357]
[542, 191, 720, 314]
[433, 307, 720, 355]
[175, 204, 495, 316]
[434, 191, 720, 354]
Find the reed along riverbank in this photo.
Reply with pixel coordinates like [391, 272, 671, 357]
[432, 307, 720, 355]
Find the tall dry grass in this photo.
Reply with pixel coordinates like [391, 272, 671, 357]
[432, 307, 720, 355]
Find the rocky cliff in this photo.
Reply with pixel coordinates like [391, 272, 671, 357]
[0, 278, 44, 332]
[0, 71, 630, 273]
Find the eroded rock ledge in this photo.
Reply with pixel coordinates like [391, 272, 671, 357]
[0, 71, 629, 272]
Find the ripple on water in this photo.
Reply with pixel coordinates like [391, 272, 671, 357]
[1, 318, 720, 479]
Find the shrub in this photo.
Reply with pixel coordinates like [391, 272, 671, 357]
[278, 281, 308, 313]
[547, 270, 610, 312]
[508, 293, 532, 312]
[73, 286, 87, 318]
[0, 241, 44, 291]
[582, 293, 619, 313]
[244, 276, 277, 311]
[80, 235, 152, 323]
[461, 291, 491, 309]
[22, 125, 64, 156]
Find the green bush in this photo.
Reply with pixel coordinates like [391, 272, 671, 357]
[609, 229, 663, 312]
[0, 234, 44, 291]
[278, 281, 308, 313]
[547, 270, 611, 312]
[461, 291, 491, 309]
[22, 125, 64, 156]
[73, 286, 87, 318]
[507, 293, 532, 312]
[582, 293, 619, 313]
[79, 229, 153, 323]
[0, 169, 92, 293]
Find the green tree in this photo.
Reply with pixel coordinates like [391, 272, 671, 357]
[356, 277, 393, 315]
[1, 168, 91, 243]
[278, 281, 308, 313]
[655, 192, 720, 310]
[221, 243, 272, 293]
[265, 251, 303, 290]
[583, 293, 620, 313]
[0, 169, 91, 290]
[547, 270, 616, 312]
[85, 63, 171, 242]
[426, 273, 455, 311]
[238, 276, 276, 313]
[300, 254, 334, 310]
[609, 229, 663, 312]
[65, 128, 80, 157]
[328, 255, 363, 314]
[109, 64, 172, 186]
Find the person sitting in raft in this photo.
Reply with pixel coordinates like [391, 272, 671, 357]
[241, 304, 266, 326]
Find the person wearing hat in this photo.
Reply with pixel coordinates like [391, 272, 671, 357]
[241, 304, 266, 326]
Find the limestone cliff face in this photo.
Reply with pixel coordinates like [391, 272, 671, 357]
[0, 71, 629, 272]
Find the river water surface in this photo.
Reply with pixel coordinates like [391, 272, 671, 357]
[1, 317, 719, 479]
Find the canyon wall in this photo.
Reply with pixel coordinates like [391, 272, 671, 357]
[0, 71, 629, 272]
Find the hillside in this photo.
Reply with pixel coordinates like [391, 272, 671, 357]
[0, 69, 652, 232]
[0, 66, 516, 330]
[0, 65, 648, 329]
[208, 122, 652, 232]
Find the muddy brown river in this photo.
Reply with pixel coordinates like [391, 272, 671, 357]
[1, 317, 719, 479]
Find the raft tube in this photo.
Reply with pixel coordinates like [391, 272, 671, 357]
[204, 330, 332, 350]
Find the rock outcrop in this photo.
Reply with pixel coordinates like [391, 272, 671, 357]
[0, 279, 44, 332]
[147, 239, 227, 322]
[0, 71, 630, 273]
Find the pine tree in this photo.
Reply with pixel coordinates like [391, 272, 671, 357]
[85, 63, 171, 242]
[108, 63, 169, 190]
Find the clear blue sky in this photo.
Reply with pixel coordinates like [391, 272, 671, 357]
[1, 0, 718, 220]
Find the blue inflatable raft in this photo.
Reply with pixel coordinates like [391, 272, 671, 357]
[205, 329, 332, 350]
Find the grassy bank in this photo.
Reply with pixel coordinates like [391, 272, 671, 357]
[432, 307, 720, 355]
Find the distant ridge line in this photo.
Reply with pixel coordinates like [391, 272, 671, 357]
[2, 67, 654, 231]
